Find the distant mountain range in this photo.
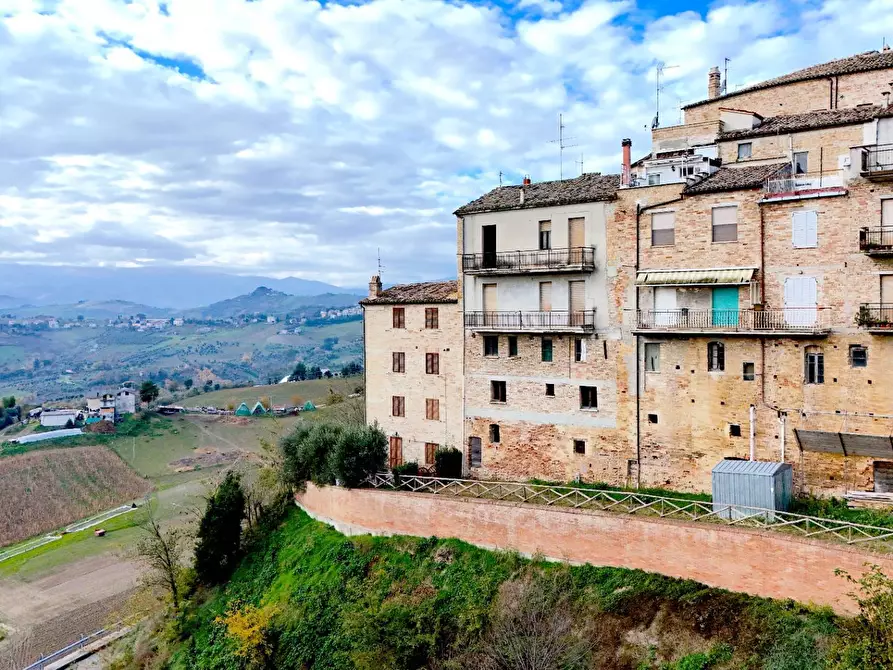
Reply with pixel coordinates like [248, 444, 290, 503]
[0, 264, 360, 309]
[182, 286, 361, 319]
[8, 299, 173, 320]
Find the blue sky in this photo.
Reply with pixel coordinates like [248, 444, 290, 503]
[1, 0, 892, 286]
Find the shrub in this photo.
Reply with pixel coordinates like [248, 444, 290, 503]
[194, 471, 246, 586]
[435, 447, 463, 479]
[328, 424, 387, 488]
[280, 423, 341, 489]
[392, 462, 419, 489]
[829, 564, 893, 669]
[217, 602, 280, 669]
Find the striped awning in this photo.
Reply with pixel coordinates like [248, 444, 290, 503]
[636, 268, 756, 286]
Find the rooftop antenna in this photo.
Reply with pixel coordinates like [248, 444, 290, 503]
[576, 152, 585, 176]
[549, 113, 578, 180]
[377, 248, 385, 278]
[498, 170, 504, 187]
[654, 62, 679, 129]
[722, 57, 731, 94]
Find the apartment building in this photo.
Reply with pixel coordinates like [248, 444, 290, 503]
[360, 277, 462, 469]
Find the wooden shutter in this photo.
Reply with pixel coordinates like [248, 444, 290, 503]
[426, 353, 439, 375]
[389, 437, 403, 468]
[883, 199, 893, 227]
[569, 280, 585, 313]
[539, 281, 552, 311]
[424, 443, 437, 465]
[568, 217, 585, 263]
[882, 274, 893, 303]
[426, 398, 439, 421]
[482, 283, 497, 312]
[792, 210, 817, 248]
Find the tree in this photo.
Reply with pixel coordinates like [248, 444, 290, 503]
[204, 379, 214, 392]
[135, 503, 190, 610]
[214, 383, 221, 391]
[2, 396, 14, 409]
[140, 380, 160, 406]
[290, 362, 307, 381]
[328, 423, 387, 488]
[64, 418, 74, 429]
[184, 379, 194, 390]
[830, 565, 893, 669]
[168, 380, 180, 393]
[194, 471, 246, 585]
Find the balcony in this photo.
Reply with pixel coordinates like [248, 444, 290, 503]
[861, 144, 893, 180]
[857, 304, 893, 332]
[859, 228, 893, 255]
[762, 169, 846, 202]
[465, 310, 596, 333]
[633, 308, 831, 336]
[461, 247, 595, 276]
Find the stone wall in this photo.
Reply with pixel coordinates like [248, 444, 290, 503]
[296, 483, 893, 614]
[718, 123, 865, 170]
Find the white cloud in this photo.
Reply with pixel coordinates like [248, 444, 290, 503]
[1, 0, 893, 286]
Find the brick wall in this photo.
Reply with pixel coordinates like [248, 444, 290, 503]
[297, 483, 893, 614]
[718, 124, 865, 170]
[651, 120, 722, 153]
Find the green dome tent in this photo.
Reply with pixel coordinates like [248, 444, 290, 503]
[303, 401, 316, 412]
[234, 402, 251, 417]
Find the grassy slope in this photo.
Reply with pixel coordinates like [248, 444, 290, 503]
[170, 508, 837, 670]
[186, 377, 360, 409]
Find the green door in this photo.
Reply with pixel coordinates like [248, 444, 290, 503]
[712, 287, 739, 326]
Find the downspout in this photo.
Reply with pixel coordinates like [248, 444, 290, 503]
[361, 305, 368, 425]
[749, 404, 756, 460]
[780, 413, 786, 462]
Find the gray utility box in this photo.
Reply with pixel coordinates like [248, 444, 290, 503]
[711, 459, 793, 521]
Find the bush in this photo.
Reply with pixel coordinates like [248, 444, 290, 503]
[435, 447, 463, 479]
[280, 422, 386, 489]
[392, 462, 419, 489]
[329, 424, 387, 488]
[829, 564, 893, 669]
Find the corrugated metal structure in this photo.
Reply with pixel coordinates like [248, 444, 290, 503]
[712, 459, 793, 520]
[12, 428, 83, 444]
[635, 267, 756, 286]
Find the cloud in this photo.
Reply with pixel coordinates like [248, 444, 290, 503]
[1, 0, 892, 286]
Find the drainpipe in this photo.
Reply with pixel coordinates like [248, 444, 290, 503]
[780, 413, 786, 463]
[749, 404, 756, 460]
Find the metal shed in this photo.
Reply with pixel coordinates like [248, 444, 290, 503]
[712, 459, 793, 520]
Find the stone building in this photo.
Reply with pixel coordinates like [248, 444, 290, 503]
[360, 277, 463, 469]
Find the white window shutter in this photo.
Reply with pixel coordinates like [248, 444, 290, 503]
[805, 210, 818, 247]
[792, 211, 806, 247]
[580, 339, 587, 361]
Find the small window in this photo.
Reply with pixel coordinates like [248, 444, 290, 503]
[645, 343, 661, 373]
[792, 210, 818, 248]
[545, 383, 555, 397]
[538, 220, 551, 250]
[483, 335, 499, 357]
[424, 443, 437, 465]
[425, 308, 439, 329]
[489, 424, 500, 443]
[680, 165, 696, 177]
[707, 342, 725, 372]
[805, 346, 824, 384]
[647, 413, 658, 424]
[712, 206, 738, 243]
[648, 173, 661, 186]
[850, 345, 868, 368]
[793, 151, 808, 174]
[737, 142, 752, 160]
[743, 361, 755, 381]
[426, 353, 440, 375]
[574, 338, 586, 362]
[391, 396, 405, 417]
[651, 211, 675, 246]
[491, 380, 507, 403]
[573, 439, 586, 454]
[425, 398, 440, 421]
[508, 336, 518, 357]
[580, 386, 597, 410]
[541, 338, 553, 362]
[392, 352, 405, 373]
[729, 424, 742, 438]
[392, 307, 405, 328]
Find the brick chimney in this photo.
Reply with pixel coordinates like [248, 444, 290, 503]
[368, 275, 382, 299]
[621, 138, 632, 187]
[522, 174, 531, 185]
[708, 66, 722, 100]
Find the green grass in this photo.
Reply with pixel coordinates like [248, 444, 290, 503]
[187, 377, 360, 410]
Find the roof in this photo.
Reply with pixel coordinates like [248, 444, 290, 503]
[720, 105, 893, 141]
[685, 50, 893, 109]
[682, 163, 785, 195]
[712, 459, 792, 476]
[453, 173, 620, 215]
[42, 409, 80, 416]
[636, 268, 756, 286]
[360, 279, 458, 305]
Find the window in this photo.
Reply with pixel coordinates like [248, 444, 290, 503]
[792, 210, 818, 248]
[425, 398, 440, 420]
[392, 352, 405, 373]
[425, 308, 439, 329]
[545, 383, 555, 397]
[707, 342, 725, 372]
[648, 413, 658, 424]
[539, 281, 552, 311]
[645, 343, 661, 373]
[575, 338, 587, 362]
[737, 142, 752, 160]
[489, 424, 500, 443]
[391, 396, 405, 417]
[805, 346, 824, 384]
[538, 220, 552, 250]
[573, 439, 586, 454]
[712, 206, 738, 243]
[541, 337, 553, 362]
[580, 386, 598, 410]
[651, 211, 675, 246]
[850, 345, 868, 368]
[425, 353, 440, 375]
[508, 336, 518, 357]
[743, 361, 755, 381]
[483, 335, 499, 357]
[648, 173, 661, 186]
[491, 380, 506, 403]
[469, 437, 482, 467]
[729, 424, 742, 438]
[793, 151, 808, 174]
[392, 307, 405, 328]
[424, 443, 438, 465]
[680, 165, 696, 177]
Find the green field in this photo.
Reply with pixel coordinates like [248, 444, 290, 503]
[187, 376, 361, 410]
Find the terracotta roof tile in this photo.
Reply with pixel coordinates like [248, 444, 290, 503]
[454, 173, 620, 215]
[682, 163, 786, 195]
[720, 105, 893, 141]
[685, 50, 893, 109]
[360, 280, 458, 305]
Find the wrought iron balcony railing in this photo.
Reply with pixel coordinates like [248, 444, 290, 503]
[857, 304, 893, 331]
[461, 247, 595, 275]
[465, 309, 596, 331]
[634, 308, 831, 334]
[861, 144, 893, 178]
[859, 227, 893, 254]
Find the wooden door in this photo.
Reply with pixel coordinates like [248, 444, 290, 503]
[569, 280, 585, 325]
[783, 277, 817, 326]
[482, 225, 497, 268]
[539, 281, 552, 311]
[389, 436, 403, 468]
[568, 217, 585, 263]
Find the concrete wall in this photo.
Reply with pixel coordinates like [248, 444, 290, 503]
[296, 483, 893, 614]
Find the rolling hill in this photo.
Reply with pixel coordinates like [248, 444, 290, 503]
[182, 286, 362, 319]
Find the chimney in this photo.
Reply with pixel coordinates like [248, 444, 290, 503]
[522, 174, 531, 185]
[368, 275, 382, 299]
[621, 138, 632, 187]
[519, 187, 525, 205]
[884, 91, 891, 108]
[708, 66, 722, 99]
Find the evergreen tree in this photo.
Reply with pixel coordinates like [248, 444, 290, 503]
[194, 471, 246, 585]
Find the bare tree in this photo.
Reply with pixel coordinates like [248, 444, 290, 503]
[135, 503, 190, 610]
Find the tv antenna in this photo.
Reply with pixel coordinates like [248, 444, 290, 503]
[377, 248, 385, 277]
[653, 62, 679, 129]
[722, 57, 731, 94]
[498, 170, 504, 187]
[549, 113, 578, 180]
[576, 153, 585, 176]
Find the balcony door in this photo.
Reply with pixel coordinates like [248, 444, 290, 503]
[482, 225, 497, 269]
[883, 199, 893, 229]
[783, 277, 817, 326]
[711, 287, 739, 327]
[653, 286, 677, 326]
[569, 280, 585, 326]
[568, 217, 585, 264]
[482, 284, 497, 327]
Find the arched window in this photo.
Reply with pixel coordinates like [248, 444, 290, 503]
[805, 346, 824, 384]
[707, 342, 724, 372]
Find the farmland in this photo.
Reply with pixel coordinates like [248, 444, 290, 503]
[0, 446, 151, 547]
[187, 376, 361, 410]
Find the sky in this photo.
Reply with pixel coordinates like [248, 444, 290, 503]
[2, 0, 893, 287]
